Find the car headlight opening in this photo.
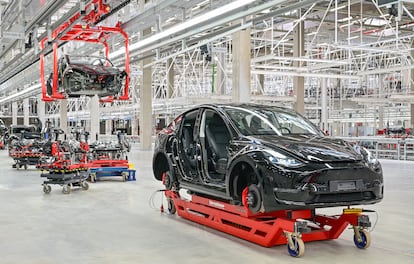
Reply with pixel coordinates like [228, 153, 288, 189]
[264, 149, 303, 168]
[361, 147, 378, 163]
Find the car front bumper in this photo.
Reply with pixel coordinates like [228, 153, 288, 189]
[263, 165, 384, 210]
[272, 182, 384, 208]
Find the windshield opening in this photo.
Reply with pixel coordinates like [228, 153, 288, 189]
[12, 127, 36, 134]
[223, 106, 322, 136]
[64, 55, 113, 66]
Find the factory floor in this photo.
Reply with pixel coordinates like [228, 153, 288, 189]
[0, 144, 413, 264]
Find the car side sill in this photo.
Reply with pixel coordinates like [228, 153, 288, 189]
[179, 182, 230, 201]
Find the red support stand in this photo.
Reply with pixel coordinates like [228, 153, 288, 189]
[164, 190, 373, 257]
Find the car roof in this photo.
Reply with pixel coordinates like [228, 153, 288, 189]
[10, 125, 36, 128]
[198, 103, 298, 115]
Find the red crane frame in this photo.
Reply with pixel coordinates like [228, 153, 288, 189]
[40, 0, 130, 102]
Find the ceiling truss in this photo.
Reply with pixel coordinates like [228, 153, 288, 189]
[1, 0, 414, 134]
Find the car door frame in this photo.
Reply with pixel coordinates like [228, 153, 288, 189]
[197, 107, 234, 186]
[174, 108, 201, 183]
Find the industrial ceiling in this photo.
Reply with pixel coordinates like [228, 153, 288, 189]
[0, 0, 413, 132]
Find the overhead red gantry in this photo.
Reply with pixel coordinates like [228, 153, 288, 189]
[40, 0, 130, 102]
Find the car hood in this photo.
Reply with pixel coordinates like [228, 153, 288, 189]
[70, 64, 121, 75]
[250, 135, 362, 162]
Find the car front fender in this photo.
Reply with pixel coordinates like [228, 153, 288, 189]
[225, 152, 266, 197]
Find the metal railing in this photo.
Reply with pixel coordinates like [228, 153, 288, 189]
[95, 134, 414, 161]
[342, 136, 414, 161]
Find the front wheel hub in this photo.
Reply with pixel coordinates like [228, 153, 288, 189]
[242, 184, 262, 213]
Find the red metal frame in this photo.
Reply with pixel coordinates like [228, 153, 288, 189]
[164, 190, 367, 248]
[36, 139, 90, 172]
[40, 0, 130, 101]
[89, 159, 129, 168]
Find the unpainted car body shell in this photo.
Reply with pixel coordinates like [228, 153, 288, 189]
[50, 55, 127, 97]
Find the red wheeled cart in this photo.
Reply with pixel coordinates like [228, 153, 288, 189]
[38, 129, 90, 194]
[40, 163, 90, 194]
[12, 151, 43, 170]
[163, 189, 373, 257]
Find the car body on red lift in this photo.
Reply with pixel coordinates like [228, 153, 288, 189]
[153, 103, 384, 213]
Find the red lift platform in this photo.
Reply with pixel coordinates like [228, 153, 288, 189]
[163, 189, 373, 257]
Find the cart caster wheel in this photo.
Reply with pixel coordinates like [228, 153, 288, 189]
[287, 237, 305, 257]
[62, 185, 71, 194]
[353, 229, 371, 249]
[89, 173, 96, 183]
[162, 171, 174, 190]
[167, 198, 176, 214]
[43, 185, 51, 194]
[81, 181, 89, 190]
[122, 172, 128, 182]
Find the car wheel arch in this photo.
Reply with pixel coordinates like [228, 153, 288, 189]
[153, 152, 174, 181]
[227, 156, 263, 200]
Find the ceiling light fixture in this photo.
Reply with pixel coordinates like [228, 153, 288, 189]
[109, 0, 256, 59]
[0, 83, 41, 104]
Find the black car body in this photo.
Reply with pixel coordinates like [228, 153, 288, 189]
[48, 55, 127, 97]
[153, 104, 384, 212]
[0, 119, 7, 136]
[7, 125, 43, 156]
[0, 119, 7, 146]
[7, 125, 40, 145]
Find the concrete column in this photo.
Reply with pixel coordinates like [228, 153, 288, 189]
[378, 106, 384, 131]
[257, 74, 264, 95]
[105, 120, 112, 135]
[293, 19, 305, 115]
[140, 27, 153, 150]
[12, 102, 18, 125]
[378, 74, 384, 129]
[89, 95, 100, 141]
[411, 46, 414, 129]
[342, 122, 346, 137]
[214, 51, 226, 95]
[332, 122, 340, 137]
[23, 98, 30, 126]
[37, 96, 46, 130]
[131, 116, 139, 136]
[60, 99, 68, 134]
[166, 58, 175, 98]
[232, 27, 251, 103]
[321, 78, 328, 132]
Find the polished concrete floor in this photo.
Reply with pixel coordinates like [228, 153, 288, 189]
[0, 144, 413, 264]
